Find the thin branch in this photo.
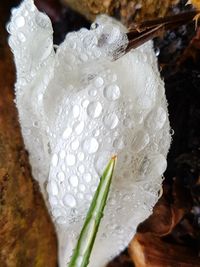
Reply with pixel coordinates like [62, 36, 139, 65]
[125, 10, 199, 53]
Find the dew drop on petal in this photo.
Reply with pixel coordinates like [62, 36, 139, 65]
[71, 139, 79, 150]
[51, 153, 58, 167]
[18, 32, 26, 42]
[87, 101, 102, 118]
[83, 137, 99, 154]
[74, 121, 84, 135]
[57, 171, 65, 181]
[82, 99, 89, 108]
[60, 150, 66, 159]
[103, 113, 119, 129]
[66, 154, 76, 166]
[79, 184, 86, 192]
[73, 105, 80, 118]
[15, 16, 25, 27]
[78, 164, 85, 174]
[69, 175, 79, 187]
[84, 173, 92, 183]
[78, 152, 85, 161]
[63, 194, 76, 207]
[62, 127, 72, 139]
[104, 84, 120, 101]
[94, 77, 104, 88]
[89, 89, 97, 97]
[48, 180, 58, 195]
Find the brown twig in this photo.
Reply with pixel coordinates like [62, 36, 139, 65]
[125, 10, 199, 53]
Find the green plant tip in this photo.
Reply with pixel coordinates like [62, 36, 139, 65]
[68, 156, 116, 267]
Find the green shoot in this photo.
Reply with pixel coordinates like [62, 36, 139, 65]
[68, 156, 117, 267]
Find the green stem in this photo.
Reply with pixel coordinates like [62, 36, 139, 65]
[68, 156, 116, 267]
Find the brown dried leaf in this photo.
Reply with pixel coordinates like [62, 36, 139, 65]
[129, 233, 200, 267]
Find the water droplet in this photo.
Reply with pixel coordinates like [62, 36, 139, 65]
[71, 139, 79, 150]
[51, 154, 58, 167]
[57, 172, 65, 182]
[66, 154, 76, 166]
[91, 185, 97, 192]
[61, 164, 66, 172]
[74, 121, 84, 135]
[89, 89, 97, 97]
[87, 101, 102, 118]
[62, 127, 72, 139]
[6, 23, 12, 34]
[155, 47, 160, 56]
[73, 105, 80, 118]
[48, 180, 58, 195]
[15, 16, 25, 28]
[33, 121, 39, 127]
[63, 194, 76, 207]
[93, 129, 100, 137]
[82, 99, 89, 108]
[146, 107, 166, 130]
[80, 53, 88, 62]
[18, 32, 26, 42]
[83, 137, 99, 154]
[86, 194, 92, 201]
[79, 184, 86, 192]
[38, 93, 43, 101]
[78, 164, 85, 173]
[103, 113, 119, 129]
[69, 175, 78, 187]
[49, 196, 58, 206]
[76, 256, 83, 267]
[123, 116, 134, 128]
[57, 216, 67, 224]
[104, 84, 120, 101]
[60, 150, 66, 159]
[78, 152, 84, 161]
[52, 208, 62, 218]
[94, 77, 104, 88]
[84, 173, 92, 183]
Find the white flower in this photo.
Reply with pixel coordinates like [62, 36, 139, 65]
[8, 1, 171, 267]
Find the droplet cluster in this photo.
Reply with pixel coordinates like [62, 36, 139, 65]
[8, 1, 171, 267]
